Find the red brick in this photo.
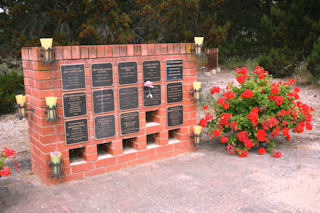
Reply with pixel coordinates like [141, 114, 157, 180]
[71, 162, 94, 173]
[72, 46, 80, 59]
[161, 44, 168, 55]
[127, 44, 134, 56]
[147, 44, 155, 55]
[128, 158, 146, 167]
[119, 45, 127, 56]
[83, 153, 97, 161]
[155, 44, 161, 55]
[97, 45, 104, 57]
[156, 144, 173, 153]
[29, 47, 41, 61]
[134, 45, 142, 56]
[113, 45, 119, 57]
[137, 148, 156, 158]
[132, 143, 146, 150]
[105, 45, 113, 57]
[168, 43, 174, 54]
[173, 43, 180, 54]
[84, 167, 105, 177]
[95, 156, 116, 167]
[89, 45, 96, 58]
[61, 173, 84, 183]
[106, 162, 127, 172]
[180, 43, 186, 54]
[21, 48, 29, 60]
[141, 44, 148, 55]
[81, 46, 89, 58]
[55, 46, 63, 60]
[63, 46, 71, 59]
[117, 152, 137, 163]
[186, 43, 193, 54]
[86, 145, 97, 153]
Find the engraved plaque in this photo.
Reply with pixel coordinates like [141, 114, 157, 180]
[93, 89, 114, 114]
[167, 82, 183, 103]
[144, 85, 161, 107]
[166, 60, 183, 81]
[63, 92, 86, 118]
[167, 106, 183, 127]
[92, 63, 113, 87]
[119, 87, 138, 110]
[61, 64, 85, 90]
[94, 115, 115, 139]
[118, 62, 137, 85]
[65, 119, 88, 145]
[120, 111, 140, 135]
[143, 60, 161, 82]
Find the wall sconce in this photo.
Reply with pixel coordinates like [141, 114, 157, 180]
[194, 37, 204, 55]
[190, 81, 202, 101]
[49, 151, 62, 182]
[45, 97, 58, 123]
[15, 94, 33, 120]
[191, 125, 203, 144]
[40, 38, 55, 65]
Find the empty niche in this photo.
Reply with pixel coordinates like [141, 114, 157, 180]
[168, 129, 181, 143]
[122, 137, 136, 153]
[147, 133, 159, 148]
[146, 110, 160, 127]
[69, 147, 86, 165]
[97, 142, 113, 158]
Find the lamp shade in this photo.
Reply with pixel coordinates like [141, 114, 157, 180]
[194, 37, 204, 46]
[193, 125, 203, 135]
[40, 38, 53, 49]
[193, 81, 201, 90]
[45, 97, 57, 107]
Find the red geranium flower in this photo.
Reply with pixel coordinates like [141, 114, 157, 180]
[203, 105, 208, 110]
[272, 151, 282, 158]
[0, 166, 11, 176]
[238, 149, 248, 157]
[199, 118, 207, 127]
[210, 86, 220, 94]
[227, 144, 236, 155]
[282, 127, 290, 136]
[237, 131, 249, 142]
[2, 147, 15, 157]
[236, 75, 247, 84]
[257, 147, 266, 155]
[271, 86, 279, 94]
[241, 90, 253, 98]
[306, 122, 313, 130]
[257, 129, 267, 141]
[217, 97, 226, 105]
[244, 140, 254, 149]
[223, 91, 235, 99]
[213, 129, 221, 137]
[222, 101, 229, 109]
[289, 79, 296, 84]
[221, 135, 229, 143]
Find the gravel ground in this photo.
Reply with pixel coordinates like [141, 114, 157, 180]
[0, 68, 319, 172]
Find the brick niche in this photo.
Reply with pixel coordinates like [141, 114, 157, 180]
[21, 43, 198, 185]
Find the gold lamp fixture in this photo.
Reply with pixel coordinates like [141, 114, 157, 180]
[191, 81, 202, 101]
[40, 38, 55, 65]
[194, 37, 204, 55]
[192, 125, 203, 144]
[15, 94, 33, 119]
[45, 97, 58, 123]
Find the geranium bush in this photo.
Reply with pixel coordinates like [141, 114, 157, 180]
[0, 147, 19, 176]
[200, 66, 314, 157]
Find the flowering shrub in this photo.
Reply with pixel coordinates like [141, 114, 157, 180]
[200, 66, 314, 157]
[0, 147, 19, 176]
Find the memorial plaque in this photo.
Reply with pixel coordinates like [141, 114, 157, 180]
[61, 64, 85, 90]
[143, 60, 161, 82]
[93, 89, 114, 114]
[167, 82, 183, 103]
[65, 119, 88, 145]
[119, 87, 138, 110]
[94, 115, 115, 139]
[120, 111, 140, 135]
[167, 106, 183, 127]
[166, 60, 183, 81]
[144, 85, 161, 107]
[91, 63, 113, 87]
[118, 62, 138, 85]
[63, 92, 86, 118]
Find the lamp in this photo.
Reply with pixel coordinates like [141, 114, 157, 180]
[192, 81, 202, 101]
[15, 94, 33, 119]
[194, 37, 204, 55]
[40, 38, 55, 65]
[192, 125, 203, 144]
[49, 151, 62, 182]
[45, 97, 58, 122]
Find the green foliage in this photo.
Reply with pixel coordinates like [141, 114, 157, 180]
[307, 38, 320, 77]
[0, 72, 24, 114]
[258, 47, 296, 77]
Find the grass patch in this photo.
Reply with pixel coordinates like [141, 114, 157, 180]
[221, 57, 258, 72]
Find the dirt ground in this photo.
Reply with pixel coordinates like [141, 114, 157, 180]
[0, 68, 319, 170]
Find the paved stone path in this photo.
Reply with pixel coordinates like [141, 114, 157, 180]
[1, 139, 320, 213]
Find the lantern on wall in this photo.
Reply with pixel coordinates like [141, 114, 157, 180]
[192, 125, 203, 144]
[191, 81, 202, 101]
[45, 97, 58, 123]
[40, 38, 55, 65]
[15, 94, 33, 119]
[194, 37, 204, 55]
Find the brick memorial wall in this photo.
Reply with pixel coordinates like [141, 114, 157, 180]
[21, 43, 197, 185]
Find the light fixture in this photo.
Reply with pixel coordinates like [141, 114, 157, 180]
[194, 37, 204, 55]
[15, 94, 33, 119]
[49, 151, 62, 182]
[190, 81, 202, 101]
[40, 38, 55, 64]
[192, 125, 203, 144]
[45, 97, 58, 123]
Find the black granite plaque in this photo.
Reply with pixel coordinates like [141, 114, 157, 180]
[118, 62, 138, 85]
[144, 85, 161, 107]
[120, 111, 140, 135]
[119, 87, 138, 110]
[143, 60, 161, 82]
[166, 60, 183, 81]
[63, 92, 86, 117]
[65, 119, 88, 145]
[167, 82, 183, 103]
[92, 63, 113, 87]
[93, 89, 114, 114]
[61, 64, 85, 90]
[94, 115, 115, 139]
[167, 106, 183, 127]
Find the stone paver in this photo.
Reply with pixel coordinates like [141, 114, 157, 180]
[1, 139, 320, 213]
